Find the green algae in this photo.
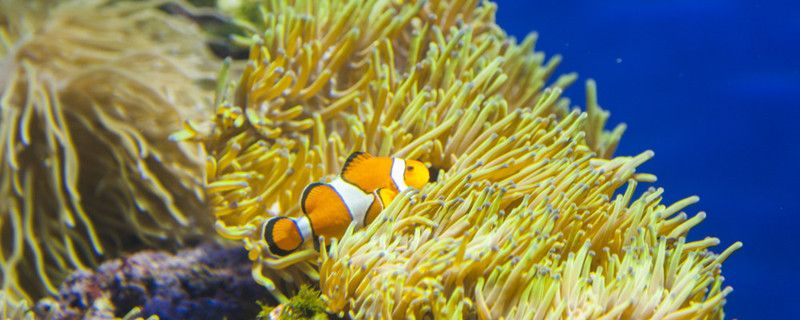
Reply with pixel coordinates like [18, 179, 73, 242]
[257, 285, 327, 320]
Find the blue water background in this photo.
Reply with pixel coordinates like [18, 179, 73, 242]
[496, 1, 799, 318]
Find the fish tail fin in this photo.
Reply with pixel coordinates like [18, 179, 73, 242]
[262, 216, 303, 256]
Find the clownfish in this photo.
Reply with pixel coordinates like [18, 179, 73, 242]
[262, 152, 432, 256]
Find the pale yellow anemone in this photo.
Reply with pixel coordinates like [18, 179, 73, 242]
[0, 0, 218, 301]
[199, 0, 738, 318]
[0, 292, 33, 319]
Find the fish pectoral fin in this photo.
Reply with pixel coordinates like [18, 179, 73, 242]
[376, 187, 398, 208]
[364, 187, 398, 226]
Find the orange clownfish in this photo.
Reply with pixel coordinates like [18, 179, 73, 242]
[262, 152, 432, 256]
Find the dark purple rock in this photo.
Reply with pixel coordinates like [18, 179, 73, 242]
[36, 242, 275, 320]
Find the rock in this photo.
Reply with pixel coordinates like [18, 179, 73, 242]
[36, 243, 274, 320]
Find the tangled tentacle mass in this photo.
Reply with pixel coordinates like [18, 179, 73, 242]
[200, 0, 739, 318]
[0, 0, 218, 301]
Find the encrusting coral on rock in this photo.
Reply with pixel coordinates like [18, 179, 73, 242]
[190, 0, 741, 318]
[0, 0, 219, 302]
[35, 242, 270, 320]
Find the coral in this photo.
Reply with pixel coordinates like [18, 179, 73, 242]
[195, 0, 740, 318]
[35, 242, 270, 320]
[0, 0, 219, 301]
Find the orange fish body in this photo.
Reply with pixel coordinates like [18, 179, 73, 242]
[262, 152, 429, 256]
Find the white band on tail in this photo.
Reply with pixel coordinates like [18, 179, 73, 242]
[295, 216, 313, 242]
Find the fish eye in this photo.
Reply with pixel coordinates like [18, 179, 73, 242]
[407, 166, 414, 171]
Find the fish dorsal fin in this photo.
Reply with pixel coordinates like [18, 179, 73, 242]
[341, 151, 372, 175]
[341, 152, 395, 192]
[300, 182, 327, 214]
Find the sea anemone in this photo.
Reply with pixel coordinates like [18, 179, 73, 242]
[0, 0, 219, 301]
[0, 292, 34, 319]
[199, 0, 739, 317]
[318, 102, 740, 318]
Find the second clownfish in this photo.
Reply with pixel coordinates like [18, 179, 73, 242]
[262, 152, 432, 256]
